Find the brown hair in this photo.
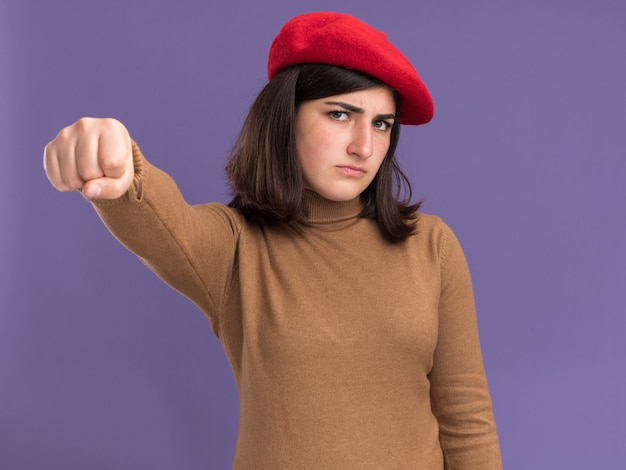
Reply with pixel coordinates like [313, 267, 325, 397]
[226, 64, 421, 242]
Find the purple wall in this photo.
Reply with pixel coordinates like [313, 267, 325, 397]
[2, 0, 625, 468]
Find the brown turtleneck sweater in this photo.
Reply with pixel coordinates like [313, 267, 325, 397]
[92, 143, 501, 469]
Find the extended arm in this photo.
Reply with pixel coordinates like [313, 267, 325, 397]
[44, 118, 239, 332]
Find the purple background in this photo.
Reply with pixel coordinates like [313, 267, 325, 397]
[2, 0, 625, 468]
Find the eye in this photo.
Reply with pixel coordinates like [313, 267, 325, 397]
[329, 111, 349, 121]
[374, 120, 392, 131]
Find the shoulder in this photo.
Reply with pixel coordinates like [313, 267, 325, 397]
[411, 212, 465, 266]
[413, 212, 452, 244]
[414, 212, 446, 232]
[196, 202, 247, 234]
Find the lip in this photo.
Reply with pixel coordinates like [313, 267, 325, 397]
[336, 165, 366, 176]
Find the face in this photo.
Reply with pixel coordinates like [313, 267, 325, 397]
[295, 86, 396, 202]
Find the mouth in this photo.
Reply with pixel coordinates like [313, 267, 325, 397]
[336, 165, 366, 176]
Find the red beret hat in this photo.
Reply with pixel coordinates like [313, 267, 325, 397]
[268, 12, 434, 126]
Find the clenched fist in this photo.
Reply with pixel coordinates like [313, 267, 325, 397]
[44, 117, 134, 199]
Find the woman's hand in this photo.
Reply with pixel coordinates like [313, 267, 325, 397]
[44, 117, 134, 199]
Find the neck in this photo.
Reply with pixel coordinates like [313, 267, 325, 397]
[303, 190, 363, 223]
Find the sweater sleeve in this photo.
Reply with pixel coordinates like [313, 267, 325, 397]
[428, 222, 502, 469]
[89, 141, 240, 336]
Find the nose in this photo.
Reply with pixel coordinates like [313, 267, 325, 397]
[347, 122, 373, 159]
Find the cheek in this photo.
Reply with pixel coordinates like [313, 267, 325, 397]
[295, 118, 318, 161]
[295, 138, 321, 184]
[370, 158, 386, 183]
[297, 128, 333, 167]
[374, 141, 390, 168]
[295, 138, 316, 173]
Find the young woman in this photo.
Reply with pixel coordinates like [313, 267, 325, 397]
[44, 12, 501, 469]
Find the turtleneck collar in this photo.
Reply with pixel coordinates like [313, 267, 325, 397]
[303, 190, 364, 223]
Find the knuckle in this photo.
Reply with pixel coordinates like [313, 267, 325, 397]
[101, 117, 115, 127]
[78, 168, 102, 181]
[56, 117, 92, 142]
[100, 155, 118, 170]
[75, 117, 92, 130]
[77, 170, 94, 181]
[100, 153, 125, 171]
[100, 117, 121, 133]
[56, 126, 71, 142]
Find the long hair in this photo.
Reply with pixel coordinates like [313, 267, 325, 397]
[226, 64, 421, 242]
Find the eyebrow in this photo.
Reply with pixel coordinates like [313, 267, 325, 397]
[324, 101, 396, 121]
